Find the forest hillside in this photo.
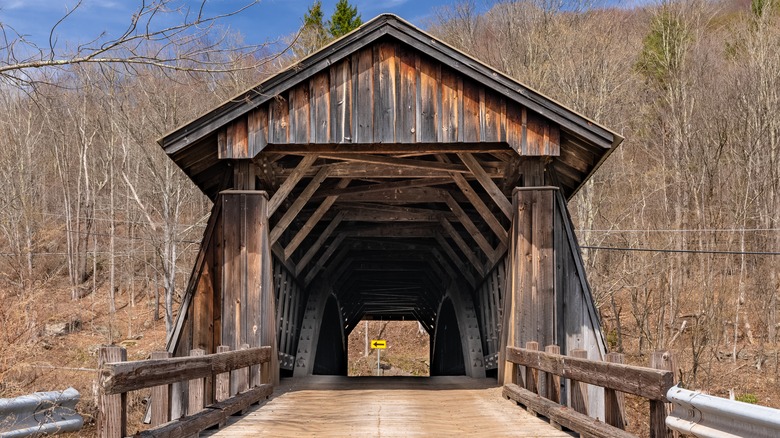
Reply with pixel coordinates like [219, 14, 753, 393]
[1, 0, 779, 435]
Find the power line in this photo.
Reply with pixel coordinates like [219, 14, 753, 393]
[581, 245, 780, 256]
[577, 228, 780, 233]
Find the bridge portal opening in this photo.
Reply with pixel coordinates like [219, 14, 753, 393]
[347, 320, 430, 376]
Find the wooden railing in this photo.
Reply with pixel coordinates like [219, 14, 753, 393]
[504, 342, 676, 438]
[96, 345, 273, 438]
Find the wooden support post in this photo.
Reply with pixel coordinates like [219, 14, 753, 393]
[98, 346, 127, 438]
[187, 349, 205, 438]
[215, 346, 231, 402]
[545, 345, 561, 404]
[188, 349, 205, 415]
[501, 186, 556, 386]
[569, 349, 589, 416]
[524, 342, 539, 395]
[605, 352, 626, 430]
[545, 344, 562, 431]
[220, 191, 279, 388]
[650, 350, 677, 438]
[150, 351, 171, 427]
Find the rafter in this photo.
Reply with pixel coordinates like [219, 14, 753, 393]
[303, 232, 348, 287]
[438, 218, 485, 277]
[270, 166, 330, 244]
[267, 155, 317, 215]
[283, 178, 351, 259]
[295, 210, 345, 276]
[437, 154, 509, 245]
[457, 152, 513, 219]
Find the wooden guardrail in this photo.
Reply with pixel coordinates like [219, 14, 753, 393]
[96, 345, 273, 438]
[504, 342, 676, 438]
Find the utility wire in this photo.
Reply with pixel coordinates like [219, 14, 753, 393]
[581, 246, 780, 256]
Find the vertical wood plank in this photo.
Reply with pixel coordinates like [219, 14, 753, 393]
[188, 349, 206, 417]
[440, 68, 459, 142]
[483, 91, 503, 142]
[231, 343, 250, 397]
[221, 195, 241, 353]
[506, 101, 523, 154]
[269, 96, 289, 144]
[418, 56, 439, 143]
[650, 351, 677, 438]
[524, 341, 539, 395]
[462, 80, 480, 142]
[526, 110, 547, 155]
[248, 107, 268, 156]
[569, 349, 590, 415]
[192, 250, 214, 352]
[215, 345, 231, 402]
[311, 71, 330, 143]
[289, 84, 310, 144]
[545, 345, 561, 404]
[245, 195, 263, 387]
[376, 42, 397, 143]
[355, 48, 374, 143]
[605, 352, 626, 430]
[397, 47, 417, 143]
[546, 124, 561, 155]
[97, 346, 126, 438]
[150, 351, 171, 427]
[330, 58, 352, 143]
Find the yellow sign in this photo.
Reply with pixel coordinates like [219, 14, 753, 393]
[371, 339, 387, 349]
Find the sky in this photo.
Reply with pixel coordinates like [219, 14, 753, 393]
[0, 0, 465, 54]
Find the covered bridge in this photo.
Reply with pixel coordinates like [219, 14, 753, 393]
[159, 13, 621, 418]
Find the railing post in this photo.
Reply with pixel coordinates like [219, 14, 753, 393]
[544, 345, 561, 404]
[605, 352, 626, 429]
[650, 350, 677, 438]
[188, 349, 205, 414]
[216, 346, 231, 402]
[98, 346, 127, 438]
[569, 349, 589, 415]
[524, 342, 539, 395]
[150, 351, 171, 427]
[186, 349, 205, 438]
[231, 344, 250, 397]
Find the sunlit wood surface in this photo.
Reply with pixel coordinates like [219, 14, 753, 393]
[203, 376, 572, 437]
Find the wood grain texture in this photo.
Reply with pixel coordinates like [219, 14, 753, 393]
[503, 384, 635, 438]
[505, 346, 673, 401]
[150, 351, 172, 426]
[97, 346, 127, 438]
[204, 376, 569, 437]
[99, 347, 272, 395]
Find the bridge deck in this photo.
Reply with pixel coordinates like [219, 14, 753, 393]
[203, 376, 572, 437]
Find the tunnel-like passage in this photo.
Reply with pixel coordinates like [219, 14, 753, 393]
[158, 14, 618, 420]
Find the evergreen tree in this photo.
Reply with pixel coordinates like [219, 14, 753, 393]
[328, 0, 363, 39]
[295, 1, 329, 57]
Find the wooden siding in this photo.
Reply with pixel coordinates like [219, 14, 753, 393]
[217, 43, 560, 159]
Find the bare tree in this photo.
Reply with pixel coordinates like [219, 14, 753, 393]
[0, 0, 287, 86]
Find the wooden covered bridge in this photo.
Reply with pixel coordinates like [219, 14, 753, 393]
[94, 14, 683, 438]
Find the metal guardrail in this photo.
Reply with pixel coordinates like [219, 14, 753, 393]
[666, 385, 780, 438]
[0, 388, 82, 437]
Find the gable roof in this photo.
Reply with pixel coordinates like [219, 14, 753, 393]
[159, 13, 623, 197]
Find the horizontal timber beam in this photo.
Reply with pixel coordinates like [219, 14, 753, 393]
[262, 142, 513, 154]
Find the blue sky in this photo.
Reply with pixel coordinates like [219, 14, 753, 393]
[0, 0, 462, 53]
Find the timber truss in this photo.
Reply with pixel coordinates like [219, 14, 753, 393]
[159, 14, 621, 391]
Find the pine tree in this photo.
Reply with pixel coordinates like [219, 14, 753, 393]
[328, 0, 362, 39]
[295, 1, 329, 57]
